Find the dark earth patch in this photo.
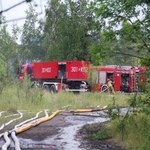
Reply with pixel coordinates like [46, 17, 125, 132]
[18, 114, 71, 141]
[78, 122, 126, 150]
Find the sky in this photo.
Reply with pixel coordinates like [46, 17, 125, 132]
[0, 0, 47, 36]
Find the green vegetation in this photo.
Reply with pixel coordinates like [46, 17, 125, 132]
[81, 92, 150, 150]
[1, 0, 150, 66]
[109, 113, 150, 150]
[101, 92, 150, 150]
[0, 82, 129, 133]
[0, 0, 150, 149]
[0, 83, 129, 112]
[89, 128, 109, 140]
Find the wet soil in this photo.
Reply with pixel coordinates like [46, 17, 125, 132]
[78, 123, 125, 150]
[1, 112, 125, 150]
[18, 114, 71, 141]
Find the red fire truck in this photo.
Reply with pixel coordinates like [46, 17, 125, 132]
[18, 60, 90, 93]
[18, 61, 146, 93]
[91, 65, 146, 93]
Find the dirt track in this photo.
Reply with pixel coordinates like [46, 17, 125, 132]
[1, 111, 125, 150]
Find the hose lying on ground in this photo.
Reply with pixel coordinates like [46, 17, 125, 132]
[0, 111, 23, 131]
[11, 131, 21, 150]
[0, 111, 6, 117]
[0, 106, 107, 149]
[2, 132, 11, 150]
[13, 111, 43, 130]
[15, 110, 64, 134]
[0, 111, 44, 150]
[15, 106, 107, 134]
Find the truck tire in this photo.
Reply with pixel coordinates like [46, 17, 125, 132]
[43, 84, 50, 92]
[50, 85, 57, 93]
[101, 85, 108, 92]
[31, 81, 41, 88]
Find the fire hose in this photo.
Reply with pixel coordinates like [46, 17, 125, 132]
[0, 111, 44, 150]
[100, 84, 109, 93]
[13, 111, 43, 130]
[1, 132, 10, 150]
[15, 107, 107, 134]
[0, 107, 107, 149]
[11, 131, 21, 150]
[0, 111, 5, 117]
[15, 110, 64, 134]
[44, 109, 49, 117]
[1, 131, 21, 150]
[0, 111, 23, 131]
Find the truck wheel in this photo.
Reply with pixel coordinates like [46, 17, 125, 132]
[32, 81, 41, 88]
[50, 85, 56, 93]
[101, 85, 108, 92]
[43, 85, 50, 92]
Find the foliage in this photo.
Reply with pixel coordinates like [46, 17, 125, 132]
[21, 3, 44, 61]
[0, 84, 129, 111]
[110, 113, 150, 150]
[43, 0, 96, 60]
[90, 0, 150, 66]
[108, 92, 150, 150]
[0, 24, 18, 93]
[88, 128, 109, 140]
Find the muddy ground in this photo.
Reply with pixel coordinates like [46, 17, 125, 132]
[78, 123, 125, 150]
[1, 112, 125, 150]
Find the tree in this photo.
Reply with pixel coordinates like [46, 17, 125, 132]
[0, 23, 17, 92]
[90, 0, 150, 66]
[21, 3, 44, 61]
[43, 0, 96, 60]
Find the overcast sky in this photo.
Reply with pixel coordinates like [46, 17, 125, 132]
[1, 0, 47, 35]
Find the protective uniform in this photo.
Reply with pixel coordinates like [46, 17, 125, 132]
[107, 79, 115, 94]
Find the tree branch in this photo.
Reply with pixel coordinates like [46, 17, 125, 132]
[113, 51, 149, 60]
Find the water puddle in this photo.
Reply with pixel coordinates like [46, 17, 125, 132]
[57, 115, 109, 150]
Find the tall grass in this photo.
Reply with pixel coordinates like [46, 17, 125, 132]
[109, 113, 150, 150]
[0, 83, 129, 112]
[108, 92, 150, 150]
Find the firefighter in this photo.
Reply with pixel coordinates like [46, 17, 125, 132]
[107, 79, 115, 94]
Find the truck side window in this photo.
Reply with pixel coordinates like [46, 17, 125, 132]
[107, 73, 114, 81]
[99, 71, 106, 84]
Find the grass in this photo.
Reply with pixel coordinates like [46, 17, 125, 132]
[0, 83, 129, 131]
[106, 90, 150, 150]
[0, 84, 130, 112]
[88, 128, 109, 140]
[0, 111, 43, 133]
[0, 83, 149, 150]
[108, 113, 150, 150]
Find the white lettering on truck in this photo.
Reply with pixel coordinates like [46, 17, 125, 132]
[71, 67, 88, 72]
[42, 67, 51, 73]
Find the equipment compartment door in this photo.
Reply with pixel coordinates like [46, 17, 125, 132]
[114, 72, 121, 91]
[67, 61, 89, 80]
